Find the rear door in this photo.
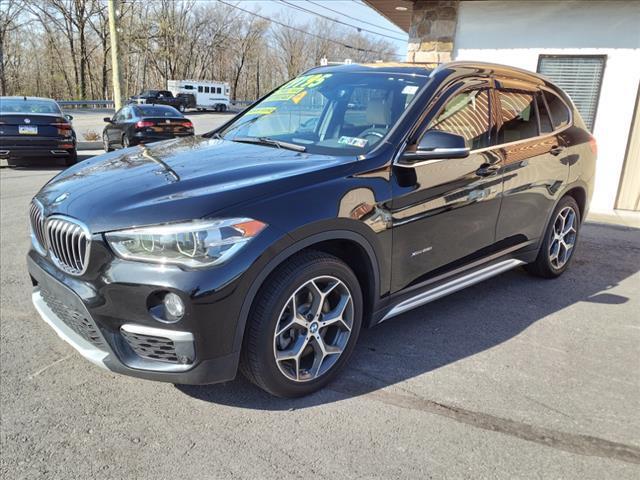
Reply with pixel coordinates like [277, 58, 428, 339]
[390, 78, 505, 292]
[493, 81, 571, 247]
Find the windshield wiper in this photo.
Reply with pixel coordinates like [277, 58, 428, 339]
[232, 136, 306, 152]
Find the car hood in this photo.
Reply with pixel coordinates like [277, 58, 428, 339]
[35, 136, 354, 232]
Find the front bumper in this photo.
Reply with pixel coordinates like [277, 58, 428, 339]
[27, 253, 239, 384]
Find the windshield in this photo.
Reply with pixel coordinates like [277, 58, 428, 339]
[219, 71, 428, 155]
[0, 98, 62, 114]
[135, 105, 182, 117]
[140, 90, 159, 97]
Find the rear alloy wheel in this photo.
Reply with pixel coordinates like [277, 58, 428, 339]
[240, 251, 363, 397]
[525, 196, 581, 278]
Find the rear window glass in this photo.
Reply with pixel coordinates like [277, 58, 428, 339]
[497, 90, 538, 143]
[543, 91, 571, 130]
[0, 99, 61, 114]
[135, 105, 182, 117]
[536, 93, 553, 134]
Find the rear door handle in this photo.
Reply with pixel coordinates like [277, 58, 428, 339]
[550, 145, 566, 156]
[476, 164, 499, 177]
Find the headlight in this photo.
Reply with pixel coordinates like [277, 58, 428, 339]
[105, 218, 266, 268]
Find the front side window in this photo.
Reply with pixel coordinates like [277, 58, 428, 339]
[220, 71, 428, 155]
[427, 88, 491, 149]
[496, 90, 538, 144]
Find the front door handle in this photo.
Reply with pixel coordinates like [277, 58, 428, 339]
[550, 145, 566, 156]
[476, 164, 499, 177]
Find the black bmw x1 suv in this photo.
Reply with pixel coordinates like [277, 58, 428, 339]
[27, 62, 596, 397]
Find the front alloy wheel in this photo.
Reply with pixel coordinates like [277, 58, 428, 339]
[273, 276, 353, 382]
[240, 251, 362, 397]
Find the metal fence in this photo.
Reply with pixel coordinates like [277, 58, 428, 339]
[57, 99, 254, 110]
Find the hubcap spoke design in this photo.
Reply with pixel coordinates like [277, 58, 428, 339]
[549, 206, 578, 269]
[273, 275, 353, 382]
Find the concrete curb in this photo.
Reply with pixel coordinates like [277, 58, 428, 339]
[78, 141, 102, 151]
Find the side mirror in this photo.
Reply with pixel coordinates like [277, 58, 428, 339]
[399, 130, 470, 166]
[64, 114, 73, 121]
[103, 117, 112, 123]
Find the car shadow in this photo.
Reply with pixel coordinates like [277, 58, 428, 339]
[176, 222, 638, 410]
[2, 152, 96, 170]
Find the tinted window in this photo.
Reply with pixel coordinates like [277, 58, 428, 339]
[536, 93, 553, 134]
[183, 85, 193, 90]
[141, 90, 158, 97]
[221, 71, 428, 155]
[204, 87, 210, 93]
[428, 88, 491, 149]
[135, 105, 182, 117]
[123, 107, 134, 121]
[543, 91, 570, 130]
[497, 90, 538, 143]
[0, 98, 61, 114]
[198, 86, 203, 93]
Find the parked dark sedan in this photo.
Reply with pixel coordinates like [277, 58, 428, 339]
[28, 62, 596, 398]
[102, 104, 194, 150]
[0, 96, 76, 165]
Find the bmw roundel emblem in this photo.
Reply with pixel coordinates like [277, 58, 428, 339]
[53, 192, 69, 204]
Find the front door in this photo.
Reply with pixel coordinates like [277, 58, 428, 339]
[390, 81, 504, 292]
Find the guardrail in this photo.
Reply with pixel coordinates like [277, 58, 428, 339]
[58, 100, 114, 109]
[58, 99, 254, 109]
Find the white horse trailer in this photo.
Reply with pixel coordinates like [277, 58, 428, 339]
[167, 80, 231, 111]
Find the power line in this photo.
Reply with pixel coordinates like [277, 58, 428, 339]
[305, 0, 406, 36]
[279, 0, 407, 42]
[216, 0, 404, 59]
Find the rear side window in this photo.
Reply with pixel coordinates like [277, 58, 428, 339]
[536, 93, 553, 134]
[496, 90, 538, 143]
[427, 88, 491, 149]
[543, 91, 571, 130]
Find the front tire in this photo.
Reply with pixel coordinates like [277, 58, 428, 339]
[240, 251, 363, 397]
[525, 196, 581, 278]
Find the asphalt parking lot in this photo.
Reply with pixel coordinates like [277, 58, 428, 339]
[1, 162, 639, 478]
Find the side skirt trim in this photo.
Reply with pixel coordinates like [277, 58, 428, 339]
[380, 258, 525, 322]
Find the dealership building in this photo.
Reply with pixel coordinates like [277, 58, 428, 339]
[365, 0, 640, 213]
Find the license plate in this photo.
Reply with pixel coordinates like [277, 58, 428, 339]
[19, 125, 38, 135]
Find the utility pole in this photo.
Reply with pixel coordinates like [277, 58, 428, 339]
[107, 0, 123, 110]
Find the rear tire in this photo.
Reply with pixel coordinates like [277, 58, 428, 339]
[102, 133, 112, 152]
[525, 195, 581, 278]
[240, 250, 363, 397]
[64, 149, 77, 166]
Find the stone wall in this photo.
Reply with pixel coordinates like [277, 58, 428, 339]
[407, 0, 460, 63]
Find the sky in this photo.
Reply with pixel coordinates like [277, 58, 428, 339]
[233, 0, 409, 59]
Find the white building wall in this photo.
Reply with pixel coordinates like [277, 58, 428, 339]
[454, 0, 640, 212]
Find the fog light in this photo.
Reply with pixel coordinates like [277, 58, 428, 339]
[163, 293, 185, 320]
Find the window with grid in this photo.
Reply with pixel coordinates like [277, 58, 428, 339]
[537, 55, 605, 131]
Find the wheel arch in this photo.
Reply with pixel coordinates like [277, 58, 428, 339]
[232, 229, 382, 353]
